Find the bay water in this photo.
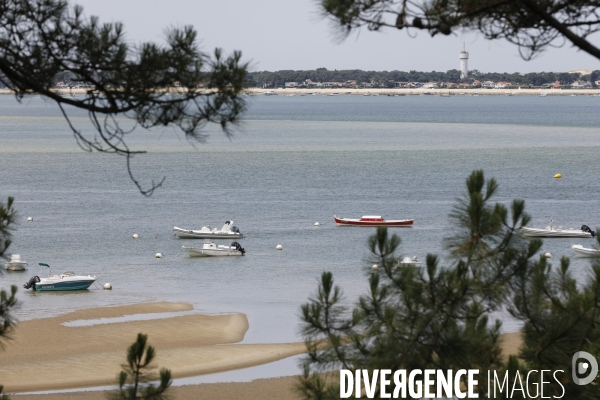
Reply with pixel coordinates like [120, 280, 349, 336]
[1, 94, 600, 348]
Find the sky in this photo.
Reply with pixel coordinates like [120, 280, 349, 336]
[74, 0, 600, 74]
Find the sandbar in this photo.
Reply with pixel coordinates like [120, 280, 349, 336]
[0, 302, 306, 392]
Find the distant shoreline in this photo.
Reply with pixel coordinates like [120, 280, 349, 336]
[2, 87, 600, 96]
[245, 87, 600, 96]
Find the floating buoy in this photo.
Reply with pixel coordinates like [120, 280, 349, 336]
[372, 264, 379, 270]
[27, 217, 33, 222]
[554, 173, 562, 179]
[544, 252, 552, 258]
[103, 283, 112, 290]
[155, 253, 163, 258]
[276, 244, 283, 250]
[132, 234, 139, 239]
[314, 222, 320, 226]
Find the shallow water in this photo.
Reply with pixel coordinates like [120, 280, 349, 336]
[1, 94, 600, 346]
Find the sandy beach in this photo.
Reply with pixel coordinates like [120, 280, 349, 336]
[0, 302, 306, 393]
[0, 301, 524, 398]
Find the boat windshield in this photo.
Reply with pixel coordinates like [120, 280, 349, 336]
[62, 271, 76, 276]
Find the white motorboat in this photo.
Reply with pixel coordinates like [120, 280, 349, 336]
[173, 221, 244, 239]
[572, 244, 600, 257]
[5, 254, 27, 271]
[23, 263, 97, 291]
[400, 256, 422, 266]
[182, 242, 245, 257]
[520, 224, 595, 238]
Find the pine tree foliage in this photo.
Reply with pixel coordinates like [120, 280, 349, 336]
[299, 170, 600, 399]
[0, 0, 248, 195]
[320, 0, 600, 61]
[109, 333, 172, 400]
[0, 197, 18, 399]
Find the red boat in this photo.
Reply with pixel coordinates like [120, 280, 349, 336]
[333, 215, 413, 227]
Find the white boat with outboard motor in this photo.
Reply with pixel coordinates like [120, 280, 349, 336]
[173, 221, 244, 239]
[520, 224, 595, 238]
[5, 254, 27, 271]
[23, 263, 97, 291]
[400, 256, 422, 266]
[182, 242, 245, 257]
[572, 244, 600, 257]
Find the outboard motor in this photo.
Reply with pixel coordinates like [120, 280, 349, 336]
[231, 226, 240, 233]
[23, 276, 40, 290]
[231, 242, 245, 255]
[581, 225, 596, 237]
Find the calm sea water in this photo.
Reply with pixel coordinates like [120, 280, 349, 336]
[1, 94, 600, 344]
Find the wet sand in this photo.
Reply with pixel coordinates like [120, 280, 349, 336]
[1, 301, 523, 396]
[0, 302, 306, 392]
[16, 376, 304, 400]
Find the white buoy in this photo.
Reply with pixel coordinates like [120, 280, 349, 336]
[544, 252, 552, 258]
[103, 283, 112, 290]
[314, 222, 320, 226]
[276, 244, 283, 250]
[132, 233, 139, 239]
[27, 217, 33, 222]
[155, 252, 163, 258]
[372, 264, 379, 270]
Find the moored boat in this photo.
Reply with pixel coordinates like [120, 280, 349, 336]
[572, 244, 600, 257]
[23, 263, 97, 291]
[400, 256, 422, 266]
[520, 224, 595, 238]
[5, 254, 27, 271]
[334, 215, 413, 227]
[182, 242, 245, 257]
[173, 220, 244, 239]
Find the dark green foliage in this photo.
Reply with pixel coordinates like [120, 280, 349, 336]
[0, 197, 19, 398]
[0, 0, 248, 195]
[110, 333, 172, 400]
[319, 0, 600, 62]
[299, 170, 600, 399]
[0, 197, 18, 347]
[0, 197, 15, 259]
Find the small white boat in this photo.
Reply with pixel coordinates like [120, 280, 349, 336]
[572, 244, 600, 257]
[182, 242, 245, 257]
[173, 221, 244, 239]
[400, 256, 422, 266]
[520, 224, 595, 238]
[5, 254, 28, 271]
[23, 263, 97, 291]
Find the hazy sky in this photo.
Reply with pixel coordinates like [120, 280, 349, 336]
[75, 0, 600, 73]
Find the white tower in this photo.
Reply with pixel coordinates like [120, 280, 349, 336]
[459, 43, 469, 79]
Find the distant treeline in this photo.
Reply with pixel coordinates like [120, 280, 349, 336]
[247, 68, 600, 88]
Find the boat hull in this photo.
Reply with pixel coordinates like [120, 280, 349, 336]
[5, 261, 27, 271]
[35, 278, 96, 291]
[334, 216, 413, 227]
[173, 227, 243, 239]
[520, 227, 592, 238]
[182, 247, 243, 257]
[572, 245, 600, 257]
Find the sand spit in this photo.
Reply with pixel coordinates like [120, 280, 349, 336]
[0, 302, 305, 392]
[14, 332, 524, 399]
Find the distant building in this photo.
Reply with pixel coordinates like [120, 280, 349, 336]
[572, 80, 591, 88]
[494, 82, 512, 89]
[459, 44, 469, 79]
[285, 82, 298, 88]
